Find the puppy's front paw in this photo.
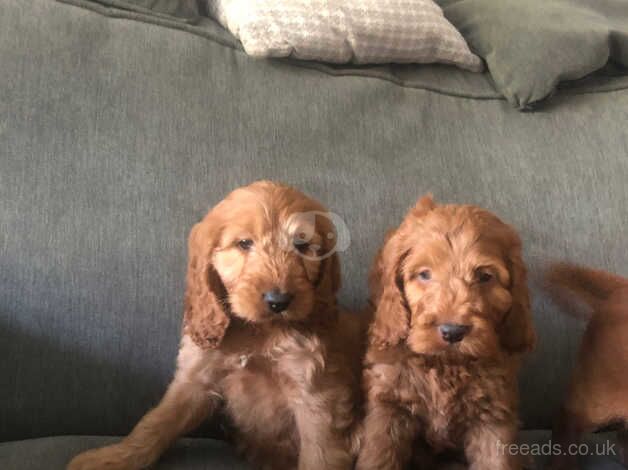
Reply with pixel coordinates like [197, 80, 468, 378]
[67, 444, 140, 470]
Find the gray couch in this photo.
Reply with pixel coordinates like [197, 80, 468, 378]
[1, 1, 627, 469]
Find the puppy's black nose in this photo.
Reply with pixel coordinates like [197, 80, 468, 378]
[263, 289, 293, 313]
[439, 324, 471, 344]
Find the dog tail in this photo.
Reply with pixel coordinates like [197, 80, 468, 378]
[545, 262, 628, 318]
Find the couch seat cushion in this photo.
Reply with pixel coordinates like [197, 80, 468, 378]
[0, 431, 624, 469]
[0, 436, 252, 470]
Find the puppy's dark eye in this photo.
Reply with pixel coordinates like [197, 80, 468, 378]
[476, 270, 493, 283]
[237, 239, 254, 251]
[417, 269, 432, 282]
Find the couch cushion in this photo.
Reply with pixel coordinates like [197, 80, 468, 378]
[209, 0, 483, 71]
[0, 436, 251, 470]
[437, 0, 628, 109]
[57, 0, 628, 102]
[0, 433, 622, 469]
[105, 0, 200, 19]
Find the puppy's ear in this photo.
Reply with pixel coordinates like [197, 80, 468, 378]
[499, 239, 536, 354]
[408, 193, 436, 219]
[183, 216, 230, 349]
[368, 195, 435, 349]
[368, 229, 410, 349]
[318, 252, 341, 297]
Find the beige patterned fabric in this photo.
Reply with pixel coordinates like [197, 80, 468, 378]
[208, 0, 484, 71]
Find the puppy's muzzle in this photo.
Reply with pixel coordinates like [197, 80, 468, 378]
[439, 324, 472, 344]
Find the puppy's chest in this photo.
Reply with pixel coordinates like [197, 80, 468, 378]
[221, 352, 288, 399]
[404, 360, 512, 449]
[217, 352, 295, 430]
[219, 342, 324, 425]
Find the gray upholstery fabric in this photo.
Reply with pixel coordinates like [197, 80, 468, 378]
[56, 0, 628, 101]
[1, 0, 628, 445]
[0, 436, 251, 470]
[437, 0, 628, 108]
[99, 0, 201, 19]
[0, 433, 623, 470]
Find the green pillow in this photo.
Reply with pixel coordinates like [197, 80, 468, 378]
[437, 0, 628, 109]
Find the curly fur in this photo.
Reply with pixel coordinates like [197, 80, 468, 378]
[356, 195, 535, 470]
[545, 263, 628, 470]
[68, 181, 363, 470]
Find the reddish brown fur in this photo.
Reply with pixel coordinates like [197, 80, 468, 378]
[356, 195, 535, 470]
[68, 181, 364, 470]
[545, 263, 628, 470]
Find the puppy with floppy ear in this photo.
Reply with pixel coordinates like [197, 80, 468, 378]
[357, 195, 535, 470]
[68, 181, 362, 470]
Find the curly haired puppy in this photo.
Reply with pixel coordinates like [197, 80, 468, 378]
[356, 195, 536, 470]
[68, 181, 363, 470]
[545, 263, 628, 470]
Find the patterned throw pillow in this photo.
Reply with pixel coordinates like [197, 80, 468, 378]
[208, 0, 483, 72]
